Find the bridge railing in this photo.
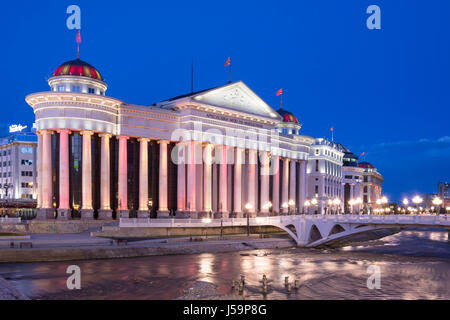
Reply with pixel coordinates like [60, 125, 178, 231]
[119, 214, 450, 228]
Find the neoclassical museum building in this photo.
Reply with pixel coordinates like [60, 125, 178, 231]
[26, 58, 318, 220]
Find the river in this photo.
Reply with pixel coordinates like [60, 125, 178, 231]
[0, 229, 448, 300]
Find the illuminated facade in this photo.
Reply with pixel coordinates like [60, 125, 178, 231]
[359, 161, 384, 213]
[0, 129, 38, 201]
[306, 138, 344, 214]
[26, 58, 316, 220]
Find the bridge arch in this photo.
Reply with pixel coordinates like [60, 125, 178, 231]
[328, 224, 346, 237]
[308, 224, 323, 243]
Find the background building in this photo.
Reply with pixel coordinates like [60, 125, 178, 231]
[359, 161, 384, 214]
[0, 125, 38, 202]
[306, 138, 344, 214]
[340, 145, 364, 214]
[438, 181, 449, 208]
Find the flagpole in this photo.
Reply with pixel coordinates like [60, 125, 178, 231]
[280, 93, 283, 110]
[229, 59, 232, 83]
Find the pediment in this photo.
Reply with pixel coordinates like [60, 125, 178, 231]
[191, 81, 281, 120]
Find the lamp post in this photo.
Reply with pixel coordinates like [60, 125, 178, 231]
[288, 200, 295, 215]
[432, 197, 443, 215]
[304, 200, 311, 215]
[402, 198, 409, 214]
[333, 198, 341, 215]
[349, 199, 355, 215]
[311, 198, 318, 215]
[280, 202, 287, 216]
[412, 195, 423, 213]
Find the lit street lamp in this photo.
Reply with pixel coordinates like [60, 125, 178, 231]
[432, 197, 443, 214]
[288, 200, 295, 215]
[304, 200, 311, 215]
[333, 198, 341, 214]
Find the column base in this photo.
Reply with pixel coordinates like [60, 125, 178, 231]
[57, 208, 71, 220]
[189, 212, 199, 219]
[118, 210, 130, 218]
[137, 210, 150, 218]
[214, 212, 229, 219]
[98, 209, 113, 220]
[36, 208, 55, 220]
[175, 211, 191, 219]
[81, 209, 94, 220]
[157, 210, 170, 219]
[232, 212, 243, 218]
[197, 211, 212, 219]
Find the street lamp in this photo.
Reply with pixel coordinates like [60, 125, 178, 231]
[304, 200, 311, 215]
[327, 199, 333, 215]
[281, 202, 288, 215]
[412, 195, 423, 213]
[349, 199, 355, 215]
[311, 198, 318, 214]
[288, 200, 295, 215]
[432, 197, 443, 215]
[245, 203, 252, 217]
[333, 198, 341, 214]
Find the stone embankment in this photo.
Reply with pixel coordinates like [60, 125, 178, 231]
[0, 276, 29, 300]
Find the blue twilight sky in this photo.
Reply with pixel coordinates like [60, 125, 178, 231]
[0, 0, 449, 201]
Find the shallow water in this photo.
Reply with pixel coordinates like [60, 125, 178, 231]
[0, 229, 448, 300]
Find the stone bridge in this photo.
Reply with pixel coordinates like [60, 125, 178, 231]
[119, 214, 450, 247]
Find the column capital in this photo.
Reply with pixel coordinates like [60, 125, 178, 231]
[57, 129, 71, 135]
[137, 137, 150, 143]
[118, 135, 130, 140]
[80, 130, 94, 136]
[99, 133, 112, 139]
[157, 139, 169, 145]
[38, 129, 54, 136]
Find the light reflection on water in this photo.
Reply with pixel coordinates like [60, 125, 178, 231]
[0, 229, 448, 300]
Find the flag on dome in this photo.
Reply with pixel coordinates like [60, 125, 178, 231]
[276, 88, 283, 96]
[224, 57, 231, 67]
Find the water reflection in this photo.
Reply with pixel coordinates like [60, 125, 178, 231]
[0, 230, 448, 300]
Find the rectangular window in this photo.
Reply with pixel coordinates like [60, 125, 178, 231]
[58, 85, 65, 92]
[315, 159, 319, 172]
[88, 88, 95, 94]
[72, 86, 81, 92]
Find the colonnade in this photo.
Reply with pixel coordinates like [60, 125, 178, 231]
[36, 130, 307, 220]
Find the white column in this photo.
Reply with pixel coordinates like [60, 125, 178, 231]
[118, 135, 129, 217]
[158, 140, 169, 217]
[260, 151, 270, 216]
[186, 140, 197, 214]
[247, 149, 257, 216]
[272, 155, 280, 215]
[289, 159, 296, 214]
[138, 138, 149, 217]
[281, 158, 290, 214]
[37, 130, 53, 219]
[219, 145, 228, 217]
[98, 133, 112, 219]
[36, 132, 42, 209]
[233, 147, 243, 217]
[177, 142, 186, 215]
[57, 129, 71, 220]
[298, 160, 307, 213]
[41, 130, 53, 209]
[81, 131, 94, 219]
[203, 143, 213, 214]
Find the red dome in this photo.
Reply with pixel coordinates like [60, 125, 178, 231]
[52, 59, 103, 81]
[276, 108, 299, 124]
[358, 161, 375, 169]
